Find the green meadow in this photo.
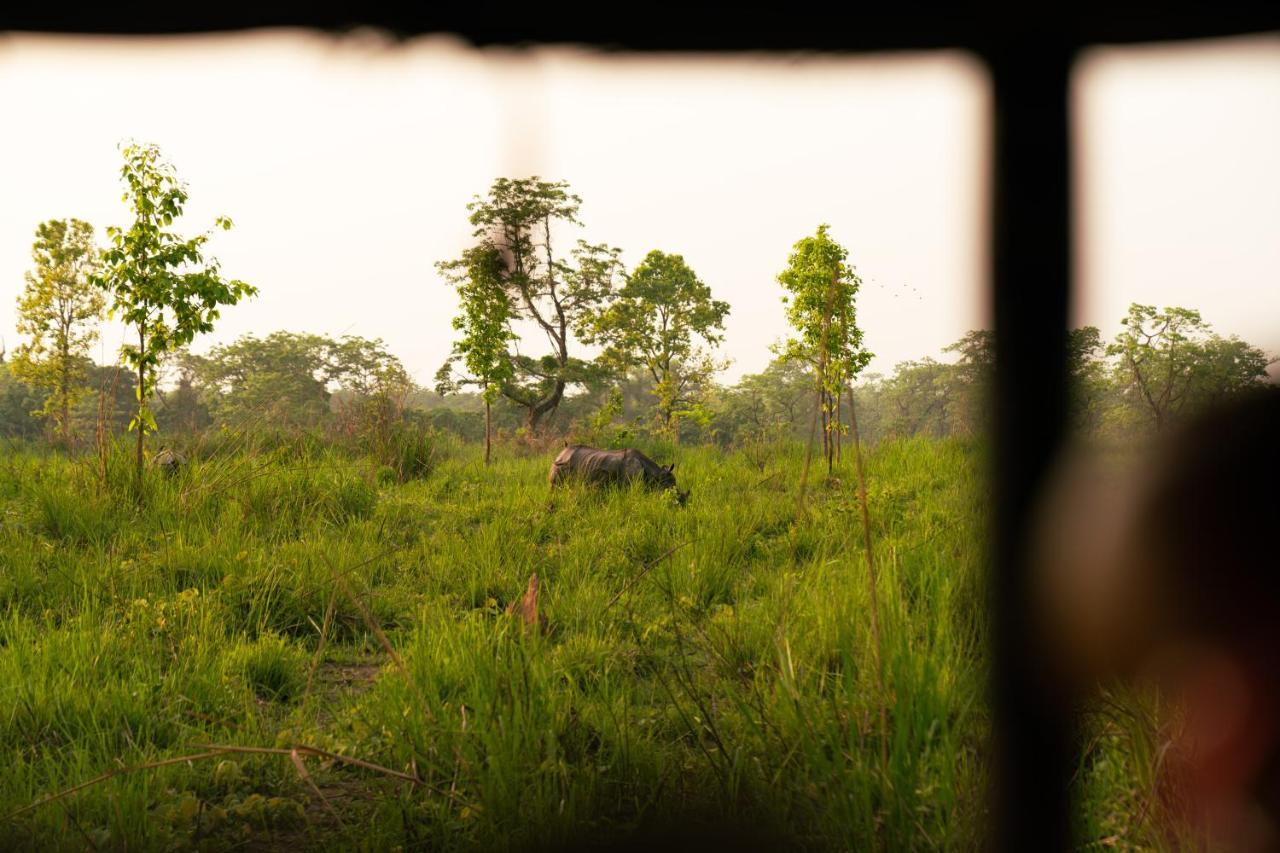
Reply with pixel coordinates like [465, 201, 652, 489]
[0, 436, 1157, 850]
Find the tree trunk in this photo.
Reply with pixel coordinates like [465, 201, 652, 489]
[824, 390, 835, 475]
[795, 378, 823, 515]
[484, 399, 491, 465]
[135, 324, 146, 491]
[60, 368, 70, 449]
[849, 383, 887, 773]
[818, 387, 828, 473]
[523, 378, 565, 435]
[834, 390, 842, 465]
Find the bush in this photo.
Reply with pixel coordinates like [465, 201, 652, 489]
[223, 632, 308, 703]
[379, 422, 437, 483]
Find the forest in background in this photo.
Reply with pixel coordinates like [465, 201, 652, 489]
[2, 164, 1274, 463]
[1, 314, 1273, 453]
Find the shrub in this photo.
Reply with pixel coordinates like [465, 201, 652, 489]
[380, 422, 437, 483]
[223, 632, 308, 703]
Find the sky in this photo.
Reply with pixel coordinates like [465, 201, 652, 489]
[1074, 34, 1280, 373]
[0, 29, 1275, 386]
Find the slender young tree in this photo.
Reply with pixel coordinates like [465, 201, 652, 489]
[10, 218, 104, 445]
[94, 142, 256, 488]
[436, 245, 516, 463]
[776, 224, 871, 473]
[580, 249, 730, 436]
[776, 224, 885, 772]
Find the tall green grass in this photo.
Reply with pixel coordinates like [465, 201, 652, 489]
[0, 435, 1148, 850]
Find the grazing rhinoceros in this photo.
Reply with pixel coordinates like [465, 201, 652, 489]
[152, 447, 185, 478]
[548, 445, 688, 503]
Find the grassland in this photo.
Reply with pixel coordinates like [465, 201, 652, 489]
[0, 434, 1156, 850]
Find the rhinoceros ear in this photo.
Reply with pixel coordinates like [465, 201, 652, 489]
[666, 463, 675, 473]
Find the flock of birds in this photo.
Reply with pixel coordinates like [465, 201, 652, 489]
[868, 277, 923, 301]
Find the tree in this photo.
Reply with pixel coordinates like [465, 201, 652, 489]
[327, 335, 415, 446]
[581, 250, 729, 435]
[192, 332, 414, 438]
[193, 332, 334, 428]
[1190, 334, 1273, 409]
[444, 177, 621, 433]
[154, 349, 210, 435]
[710, 358, 814, 450]
[1105, 304, 1272, 431]
[94, 142, 256, 487]
[0, 361, 43, 440]
[942, 329, 994, 436]
[436, 245, 516, 463]
[1065, 326, 1108, 432]
[776, 226, 884, 763]
[1107, 305, 1207, 430]
[775, 224, 872, 472]
[877, 358, 955, 438]
[9, 219, 104, 445]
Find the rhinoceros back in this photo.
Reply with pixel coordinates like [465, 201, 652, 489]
[548, 446, 654, 487]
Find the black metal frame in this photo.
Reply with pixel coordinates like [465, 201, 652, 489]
[4, 6, 1278, 848]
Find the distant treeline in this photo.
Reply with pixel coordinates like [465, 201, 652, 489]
[7, 162, 1272, 459]
[1, 305, 1272, 449]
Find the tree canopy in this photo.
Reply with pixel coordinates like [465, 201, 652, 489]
[776, 224, 872, 469]
[580, 249, 730, 432]
[442, 177, 623, 433]
[10, 218, 104, 444]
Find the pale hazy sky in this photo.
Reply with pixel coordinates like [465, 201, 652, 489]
[0, 30, 1275, 385]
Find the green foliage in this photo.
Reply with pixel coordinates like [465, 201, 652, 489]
[1067, 326, 1108, 432]
[710, 357, 814, 448]
[436, 245, 516, 404]
[0, 361, 44, 439]
[775, 224, 873, 469]
[437, 244, 519, 462]
[775, 224, 872, 389]
[93, 141, 256, 481]
[941, 329, 994, 436]
[327, 336, 416, 463]
[187, 331, 415, 457]
[572, 385, 634, 448]
[378, 420, 438, 483]
[9, 218, 105, 443]
[191, 332, 335, 428]
[1106, 303, 1271, 430]
[580, 249, 730, 433]
[440, 177, 623, 431]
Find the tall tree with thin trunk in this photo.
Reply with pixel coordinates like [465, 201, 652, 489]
[437, 246, 516, 463]
[778, 224, 886, 778]
[446, 178, 620, 433]
[94, 142, 256, 489]
[775, 224, 871, 473]
[10, 218, 104, 446]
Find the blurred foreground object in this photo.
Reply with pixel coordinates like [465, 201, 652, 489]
[1034, 388, 1280, 850]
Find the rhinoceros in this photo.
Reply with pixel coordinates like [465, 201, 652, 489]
[548, 445, 688, 503]
[152, 447, 185, 478]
